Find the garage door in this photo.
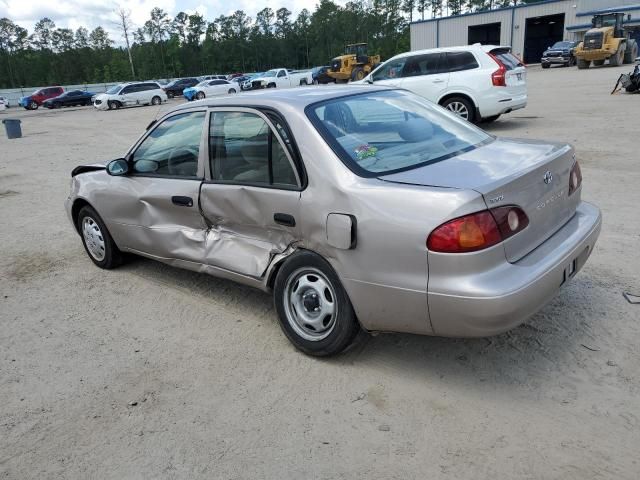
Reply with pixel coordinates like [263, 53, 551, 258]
[524, 13, 565, 63]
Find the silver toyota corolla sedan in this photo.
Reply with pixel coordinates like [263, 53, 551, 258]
[65, 86, 601, 356]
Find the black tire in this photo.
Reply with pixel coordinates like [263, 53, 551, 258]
[577, 58, 590, 69]
[196, 91, 205, 100]
[29, 101, 38, 110]
[108, 100, 121, 110]
[151, 95, 161, 105]
[228, 88, 236, 94]
[542, 63, 550, 69]
[609, 44, 624, 66]
[53, 102, 62, 109]
[77, 205, 123, 269]
[440, 96, 475, 123]
[300, 79, 308, 86]
[313, 78, 319, 85]
[593, 59, 605, 66]
[273, 251, 360, 357]
[267, 83, 276, 88]
[351, 67, 365, 81]
[481, 115, 500, 123]
[624, 39, 638, 64]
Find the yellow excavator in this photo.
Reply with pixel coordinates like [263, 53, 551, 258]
[327, 43, 381, 82]
[575, 12, 638, 69]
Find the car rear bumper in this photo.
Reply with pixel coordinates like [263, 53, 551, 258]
[479, 91, 527, 118]
[427, 201, 601, 337]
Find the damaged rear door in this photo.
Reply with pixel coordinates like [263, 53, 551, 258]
[199, 108, 303, 279]
[104, 109, 208, 262]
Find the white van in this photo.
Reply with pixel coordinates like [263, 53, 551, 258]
[359, 44, 527, 123]
[93, 82, 168, 110]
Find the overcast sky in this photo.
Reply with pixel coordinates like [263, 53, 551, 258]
[0, 0, 343, 42]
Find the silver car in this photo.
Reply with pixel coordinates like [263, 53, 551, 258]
[65, 86, 601, 356]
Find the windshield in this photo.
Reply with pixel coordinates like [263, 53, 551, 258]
[106, 84, 123, 94]
[552, 41, 573, 49]
[263, 70, 277, 77]
[307, 90, 492, 177]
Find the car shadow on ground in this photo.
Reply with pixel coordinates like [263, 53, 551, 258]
[480, 116, 540, 134]
[119, 254, 603, 388]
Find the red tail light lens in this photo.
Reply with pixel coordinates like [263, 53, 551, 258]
[489, 53, 507, 87]
[427, 206, 529, 253]
[568, 161, 582, 196]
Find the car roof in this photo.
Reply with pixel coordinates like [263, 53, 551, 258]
[389, 44, 512, 60]
[169, 85, 394, 113]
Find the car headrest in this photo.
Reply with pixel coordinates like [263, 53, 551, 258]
[398, 118, 434, 142]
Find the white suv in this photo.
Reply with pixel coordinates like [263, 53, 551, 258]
[93, 82, 167, 111]
[360, 45, 527, 123]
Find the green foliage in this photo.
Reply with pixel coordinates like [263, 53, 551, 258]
[0, 0, 515, 88]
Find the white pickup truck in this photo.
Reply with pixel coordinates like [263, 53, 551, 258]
[248, 68, 313, 89]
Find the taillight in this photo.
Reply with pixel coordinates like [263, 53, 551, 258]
[568, 161, 582, 196]
[489, 53, 507, 87]
[427, 206, 529, 253]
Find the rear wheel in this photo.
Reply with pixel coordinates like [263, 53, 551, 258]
[274, 251, 360, 357]
[29, 101, 38, 110]
[300, 79, 308, 86]
[577, 58, 590, 69]
[624, 39, 638, 64]
[53, 102, 62, 109]
[77, 206, 122, 269]
[609, 44, 624, 66]
[351, 67, 365, 81]
[228, 88, 236, 94]
[151, 95, 161, 105]
[441, 96, 475, 123]
[196, 91, 205, 100]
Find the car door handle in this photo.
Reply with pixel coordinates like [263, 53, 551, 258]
[274, 213, 296, 227]
[172, 196, 193, 207]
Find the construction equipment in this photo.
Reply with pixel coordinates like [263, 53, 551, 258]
[327, 43, 381, 82]
[611, 57, 640, 94]
[575, 12, 638, 69]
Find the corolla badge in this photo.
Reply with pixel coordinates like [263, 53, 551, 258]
[543, 171, 553, 185]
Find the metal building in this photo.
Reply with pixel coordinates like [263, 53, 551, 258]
[410, 0, 640, 63]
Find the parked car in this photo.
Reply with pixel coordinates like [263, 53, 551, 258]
[248, 68, 313, 89]
[66, 86, 600, 356]
[541, 41, 579, 68]
[241, 73, 264, 91]
[19, 86, 64, 110]
[312, 66, 336, 84]
[357, 45, 527, 123]
[183, 79, 238, 101]
[0, 96, 10, 108]
[198, 75, 227, 82]
[93, 82, 167, 111]
[43, 90, 95, 109]
[163, 78, 199, 98]
[231, 75, 250, 86]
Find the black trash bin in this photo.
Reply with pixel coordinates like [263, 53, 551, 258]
[2, 118, 22, 139]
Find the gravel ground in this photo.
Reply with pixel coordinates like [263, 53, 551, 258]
[1, 65, 639, 479]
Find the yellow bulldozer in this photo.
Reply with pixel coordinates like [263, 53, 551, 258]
[327, 43, 381, 82]
[575, 12, 638, 69]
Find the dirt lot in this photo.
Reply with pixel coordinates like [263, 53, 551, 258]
[1, 65, 639, 479]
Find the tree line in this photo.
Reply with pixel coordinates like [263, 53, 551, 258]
[0, 0, 543, 89]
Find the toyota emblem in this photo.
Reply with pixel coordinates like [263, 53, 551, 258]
[543, 171, 553, 184]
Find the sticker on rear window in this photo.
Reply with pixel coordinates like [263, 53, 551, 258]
[355, 144, 378, 160]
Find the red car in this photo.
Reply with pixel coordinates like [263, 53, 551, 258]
[19, 86, 64, 110]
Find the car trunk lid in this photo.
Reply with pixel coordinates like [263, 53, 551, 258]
[489, 47, 526, 96]
[379, 138, 580, 262]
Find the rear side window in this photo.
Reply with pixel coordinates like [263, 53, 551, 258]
[490, 49, 524, 70]
[402, 53, 443, 77]
[445, 51, 479, 72]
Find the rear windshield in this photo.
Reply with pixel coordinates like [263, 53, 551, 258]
[306, 90, 492, 177]
[491, 49, 524, 70]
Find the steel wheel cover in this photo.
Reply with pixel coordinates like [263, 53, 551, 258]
[82, 216, 106, 261]
[446, 101, 469, 119]
[283, 267, 338, 341]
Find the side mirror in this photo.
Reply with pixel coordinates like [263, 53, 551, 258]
[365, 76, 374, 84]
[106, 158, 129, 176]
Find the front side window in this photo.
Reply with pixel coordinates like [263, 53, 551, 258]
[371, 58, 407, 81]
[402, 53, 443, 77]
[307, 90, 492, 177]
[132, 111, 206, 177]
[209, 111, 298, 187]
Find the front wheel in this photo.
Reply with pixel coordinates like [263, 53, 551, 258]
[196, 91, 205, 100]
[151, 95, 161, 105]
[441, 96, 475, 123]
[577, 58, 590, 69]
[228, 88, 236, 94]
[77, 205, 123, 269]
[29, 101, 38, 110]
[273, 251, 360, 356]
